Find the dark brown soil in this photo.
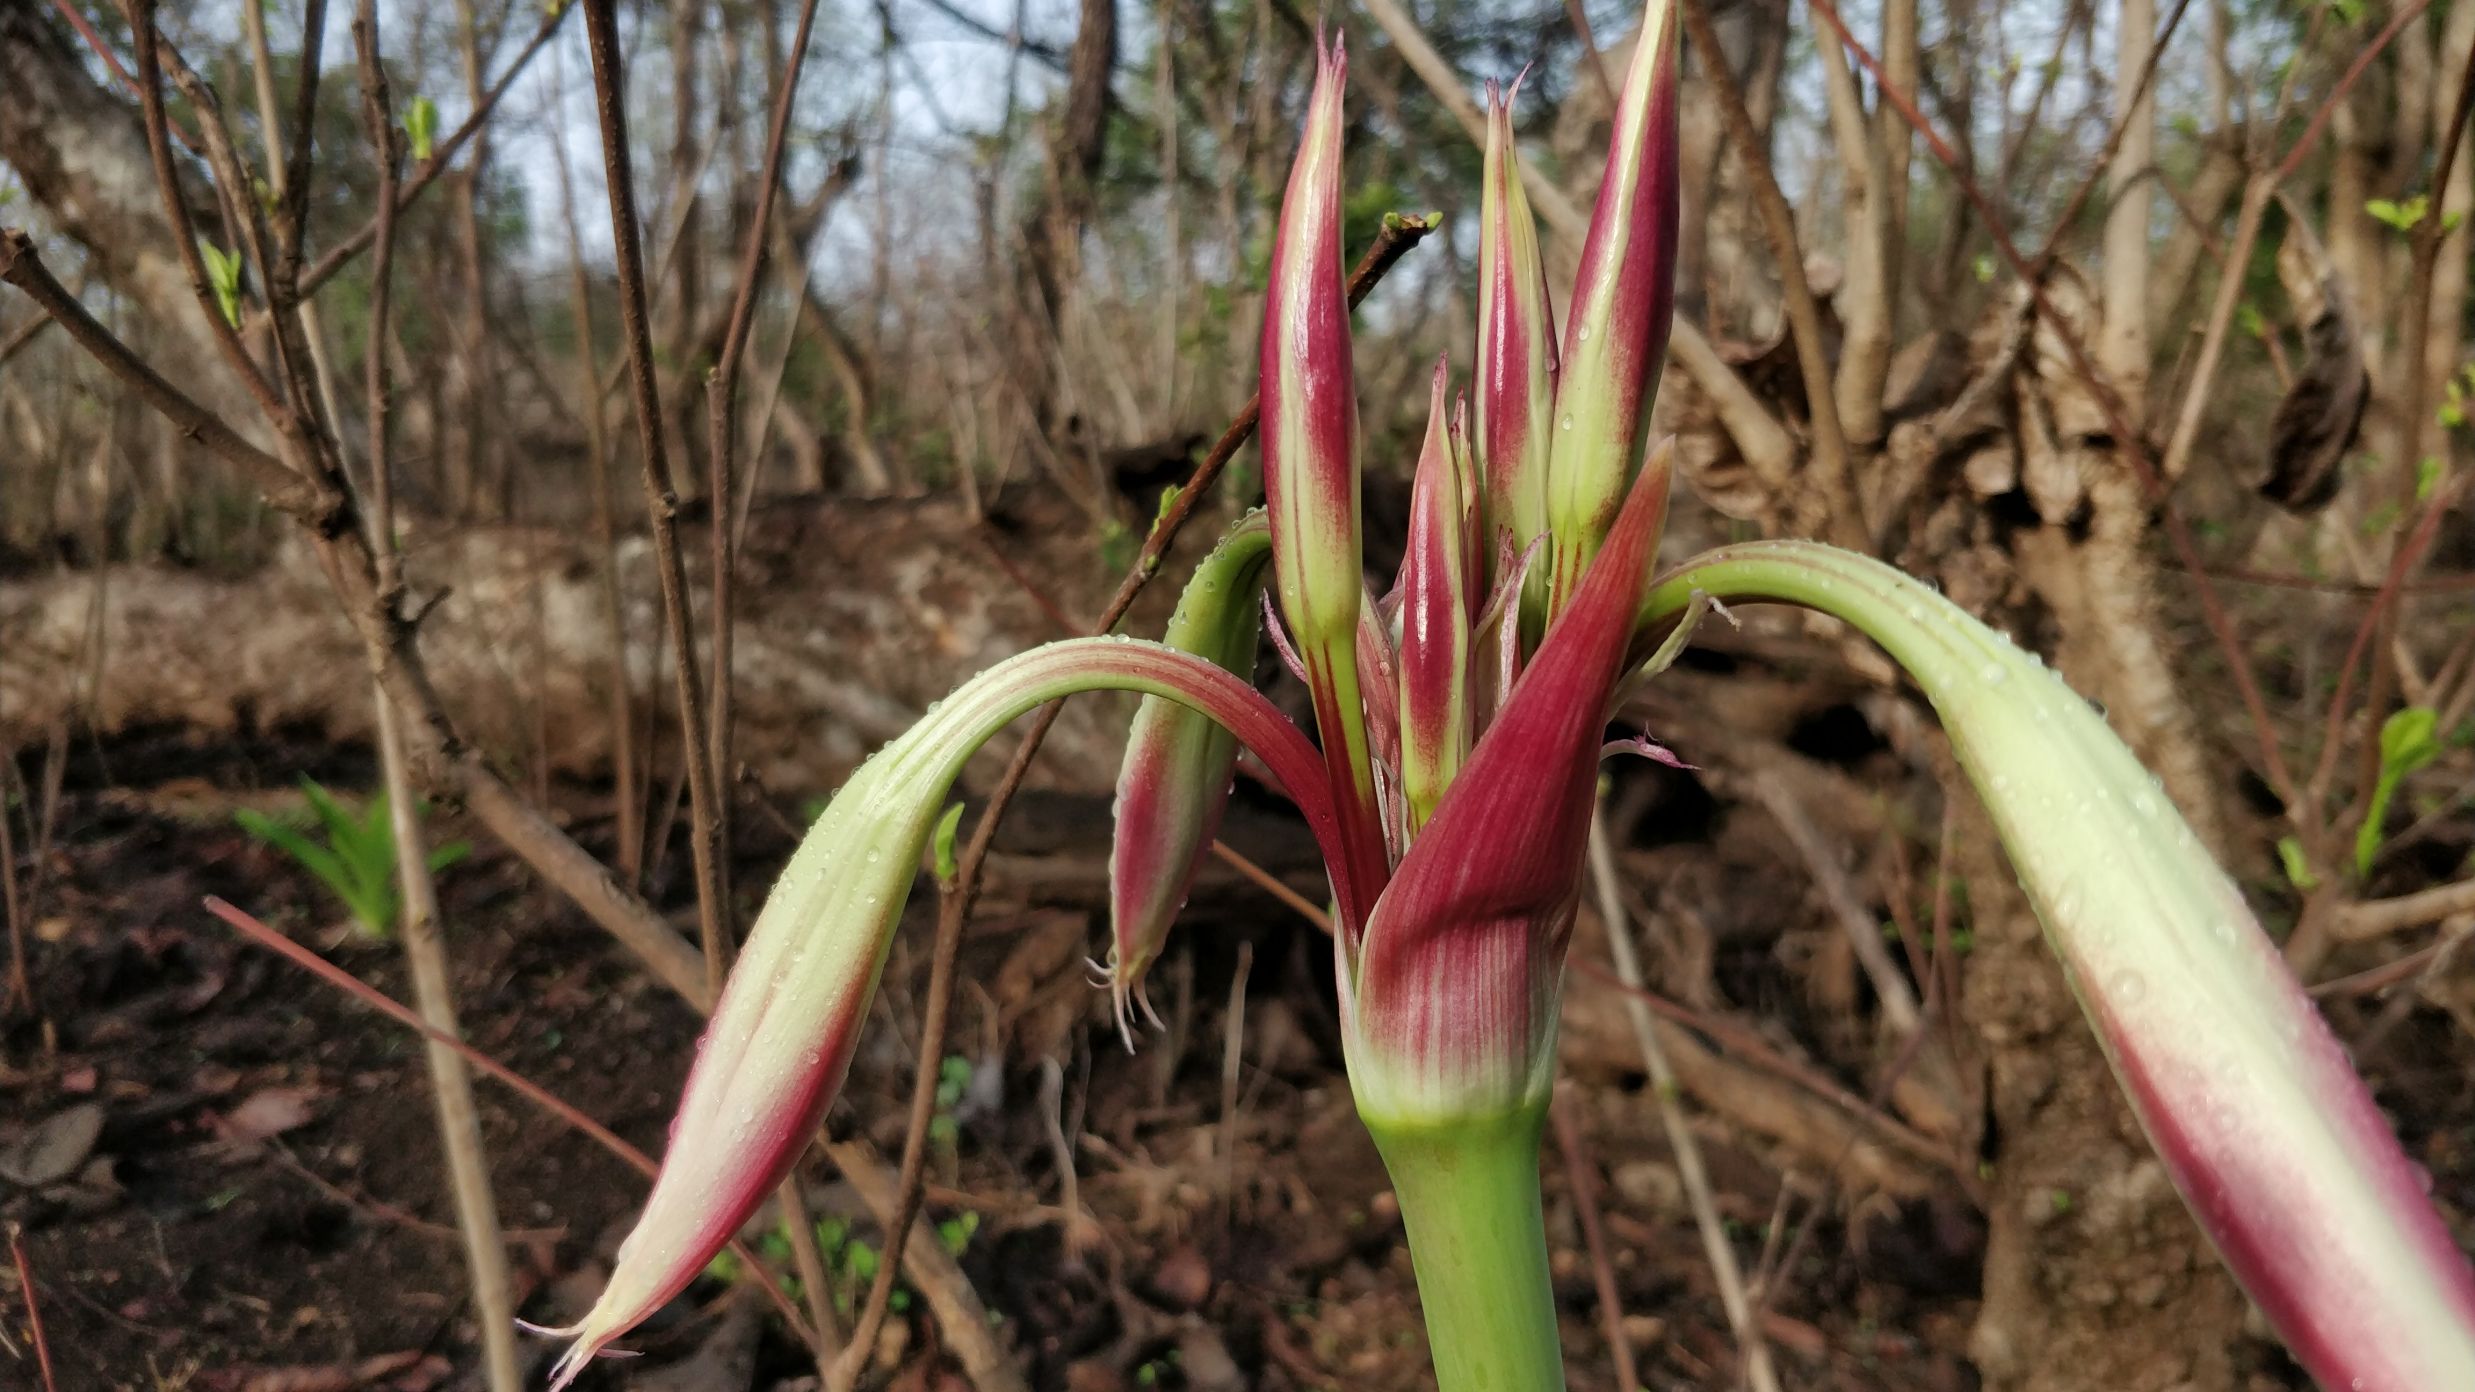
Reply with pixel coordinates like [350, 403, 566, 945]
[0, 724, 2259, 1392]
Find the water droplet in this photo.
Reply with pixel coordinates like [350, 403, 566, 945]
[2109, 969, 2147, 1005]
[2131, 792, 2157, 818]
[1558, 413, 1575, 432]
[1979, 661, 2007, 685]
[1576, 324, 1592, 342]
[1904, 603, 1925, 621]
[1989, 773, 2012, 794]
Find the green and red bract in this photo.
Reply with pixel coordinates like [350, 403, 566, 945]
[1261, 35, 1389, 920]
[530, 639, 1353, 1387]
[1394, 364, 1474, 838]
[1346, 440, 1670, 1128]
[1105, 512, 1274, 1041]
[1541, 0, 1679, 610]
[1475, 79, 1556, 572]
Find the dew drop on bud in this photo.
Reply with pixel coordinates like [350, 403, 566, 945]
[1558, 414, 1574, 432]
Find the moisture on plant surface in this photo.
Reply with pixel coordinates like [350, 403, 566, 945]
[5, 1, 2475, 1390]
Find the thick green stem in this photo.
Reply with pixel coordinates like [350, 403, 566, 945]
[1365, 1107, 1567, 1392]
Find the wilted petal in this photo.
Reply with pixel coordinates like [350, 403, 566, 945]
[1644, 541, 2475, 1392]
[539, 640, 1350, 1382]
[1346, 444, 1673, 1126]
[1108, 513, 1275, 1043]
[1475, 80, 1557, 568]
[1398, 360, 1474, 838]
[1261, 31, 1388, 917]
[1544, 0, 1680, 612]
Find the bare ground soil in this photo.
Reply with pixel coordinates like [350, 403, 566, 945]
[7, 720, 2433, 1391]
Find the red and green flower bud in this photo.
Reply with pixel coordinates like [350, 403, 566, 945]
[1348, 444, 1672, 1127]
[1646, 541, 2475, 1392]
[535, 639, 1354, 1385]
[1107, 513, 1275, 1042]
[1475, 80, 1556, 565]
[1543, 0, 1680, 611]
[1261, 33, 1388, 910]
[1397, 362, 1474, 837]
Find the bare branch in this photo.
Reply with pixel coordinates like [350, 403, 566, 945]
[580, 0, 732, 1001]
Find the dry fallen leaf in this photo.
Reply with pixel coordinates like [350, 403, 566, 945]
[220, 1086, 322, 1144]
[0, 1101, 106, 1187]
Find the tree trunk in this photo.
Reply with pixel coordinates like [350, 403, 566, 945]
[1009, 0, 1117, 441]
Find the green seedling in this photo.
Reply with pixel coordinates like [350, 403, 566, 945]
[234, 777, 468, 940]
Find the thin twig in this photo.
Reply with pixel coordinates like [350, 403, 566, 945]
[1744, 768, 1920, 1032]
[297, 2, 574, 299]
[2028, 0, 2196, 269]
[350, 8, 521, 1385]
[2311, 931, 2466, 999]
[200, 898, 818, 1345]
[269, 0, 328, 295]
[581, 0, 731, 1002]
[822, 1140, 1029, 1392]
[704, 0, 826, 970]
[1588, 808, 1781, 1392]
[7, 1225, 58, 1392]
[1549, 1091, 1638, 1392]
[123, 0, 293, 438]
[2272, 0, 2439, 185]
[1569, 963, 1954, 1178]
[1208, 839, 1331, 929]
[2337, 875, 2475, 943]
[0, 759, 26, 1014]
[0, 312, 48, 367]
[545, 41, 644, 891]
[833, 214, 1435, 1385]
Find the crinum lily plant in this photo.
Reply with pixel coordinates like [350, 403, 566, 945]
[537, 3, 2475, 1387]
